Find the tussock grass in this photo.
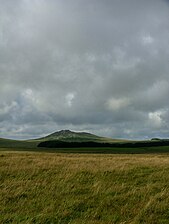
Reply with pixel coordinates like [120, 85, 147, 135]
[1, 152, 169, 223]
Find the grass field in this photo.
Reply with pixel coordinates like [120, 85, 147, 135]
[1, 151, 169, 223]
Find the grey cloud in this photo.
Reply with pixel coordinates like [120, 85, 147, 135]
[0, 0, 169, 139]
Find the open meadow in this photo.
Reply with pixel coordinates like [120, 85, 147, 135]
[1, 151, 169, 223]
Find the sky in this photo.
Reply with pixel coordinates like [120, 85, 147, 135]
[0, 0, 169, 140]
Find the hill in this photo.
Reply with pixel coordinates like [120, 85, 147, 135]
[1, 130, 169, 153]
[0, 138, 37, 149]
[0, 130, 125, 150]
[36, 130, 127, 143]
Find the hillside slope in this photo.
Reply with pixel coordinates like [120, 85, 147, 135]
[36, 130, 118, 142]
[0, 130, 126, 149]
[0, 138, 37, 149]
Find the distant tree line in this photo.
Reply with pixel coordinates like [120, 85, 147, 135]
[38, 140, 169, 148]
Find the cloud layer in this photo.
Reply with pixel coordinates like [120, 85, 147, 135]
[0, 0, 169, 139]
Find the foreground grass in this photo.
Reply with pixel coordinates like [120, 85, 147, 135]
[1, 152, 169, 223]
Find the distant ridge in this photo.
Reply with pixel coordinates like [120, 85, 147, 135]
[37, 130, 105, 142]
[1, 130, 169, 153]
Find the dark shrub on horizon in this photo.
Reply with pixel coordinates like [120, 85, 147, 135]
[38, 140, 169, 148]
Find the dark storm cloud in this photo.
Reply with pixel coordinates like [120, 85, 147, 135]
[0, 0, 169, 139]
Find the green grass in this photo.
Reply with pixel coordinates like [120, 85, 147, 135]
[1, 152, 169, 223]
[1, 141, 169, 154]
[0, 138, 38, 149]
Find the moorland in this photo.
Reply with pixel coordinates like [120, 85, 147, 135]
[1, 130, 169, 223]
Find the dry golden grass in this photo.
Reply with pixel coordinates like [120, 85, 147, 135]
[1, 152, 169, 223]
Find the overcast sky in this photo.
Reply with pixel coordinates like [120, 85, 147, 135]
[0, 0, 169, 140]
